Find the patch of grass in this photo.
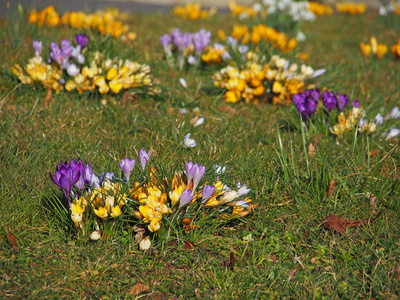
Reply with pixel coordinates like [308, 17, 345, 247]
[1, 8, 400, 299]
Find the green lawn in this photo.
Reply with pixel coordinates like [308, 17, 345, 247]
[0, 7, 400, 299]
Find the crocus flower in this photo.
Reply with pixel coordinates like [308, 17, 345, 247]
[61, 39, 73, 60]
[336, 93, 349, 112]
[193, 117, 205, 127]
[375, 113, 383, 126]
[353, 100, 359, 108]
[202, 185, 215, 203]
[179, 189, 193, 208]
[238, 45, 249, 55]
[193, 29, 211, 54]
[322, 91, 337, 112]
[75, 34, 88, 49]
[226, 36, 238, 47]
[173, 30, 192, 51]
[386, 107, 400, 119]
[50, 159, 83, 204]
[179, 78, 187, 89]
[187, 55, 197, 65]
[238, 185, 251, 196]
[138, 148, 150, 170]
[385, 127, 400, 140]
[119, 157, 135, 181]
[159, 33, 172, 47]
[33, 40, 42, 57]
[192, 164, 205, 192]
[67, 64, 80, 76]
[181, 133, 197, 148]
[185, 161, 195, 187]
[292, 89, 319, 119]
[50, 42, 63, 65]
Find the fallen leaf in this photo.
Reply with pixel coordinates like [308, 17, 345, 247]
[371, 150, 379, 157]
[229, 252, 236, 271]
[185, 241, 195, 250]
[129, 283, 150, 296]
[6, 233, 18, 251]
[219, 105, 236, 115]
[326, 180, 335, 198]
[120, 91, 138, 106]
[132, 225, 147, 243]
[289, 268, 297, 280]
[324, 210, 384, 234]
[307, 143, 317, 157]
[394, 262, 400, 279]
[43, 88, 52, 107]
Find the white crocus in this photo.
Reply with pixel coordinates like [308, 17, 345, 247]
[67, 64, 80, 76]
[179, 78, 187, 89]
[181, 133, 197, 148]
[193, 117, 205, 127]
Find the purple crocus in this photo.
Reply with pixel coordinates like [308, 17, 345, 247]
[322, 90, 337, 112]
[186, 161, 195, 186]
[172, 30, 192, 51]
[202, 185, 215, 203]
[50, 42, 63, 65]
[50, 41, 72, 69]
[292, 89, 319, 119]
[179, 189, 193, 208]
[352, 100, 359, 108]
[119, 157, 135, 181]
[336, 93, 349, 112]
[375, 114, 384, 127]
[82, 162, 94, 185]
[33, 40, 42, 57]
[50, 159, 83, 204]
[192, 164, 205, 193]
[75, 34, 88, 49]
[193, 29, 211, 54]
[159, 33, 172, 48]
[138, 148, 150, 170]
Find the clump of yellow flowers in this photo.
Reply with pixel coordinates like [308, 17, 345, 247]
[359, 37, 388, 58]
[50, 151, 257, 249]
[308, 2, 333, 16]
[228, 1, 261, 19]
[172, 3, 217, 20]
[336, 2, 366, 14]
[231, 24, 297, 53]
[212, 54, 324, 105]
[11, 37, 156, 96]
[28, 6, 136, 40]
[65, 52, 154, 94]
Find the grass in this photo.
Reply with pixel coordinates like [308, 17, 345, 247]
[1, 7, 400, 299]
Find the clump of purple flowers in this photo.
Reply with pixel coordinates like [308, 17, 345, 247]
[159, 28, 211, 70]
[292, 89, 352, 120]
[291, 89, 320, 120]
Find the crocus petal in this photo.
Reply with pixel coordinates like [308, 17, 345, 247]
[179, 189, 193, 208]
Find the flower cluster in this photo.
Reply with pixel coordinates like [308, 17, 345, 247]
[50, 150, 256, 249]
[308, 2, 334, 16]
[212, 55, 324, 105]
[11, 36, 155, 95]
[172, 3, 216, 20]
[336, 2, 366, 15]
[379, 1, 400, 16]
[260, 0, 317, 22]
[360, 37, 388, 58]
[231, 24, 297, 53]
[160, 28, 211, 69]
[28, 7, 136, 40]
[201, 43, 228, 65]
[228, 1, 261, 19]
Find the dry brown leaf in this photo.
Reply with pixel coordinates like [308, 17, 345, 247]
[394, 263, 400, 279]
[185, 241, 195, 250]
[219, 105, 236, 115]
[229, 252, 236, 271]
[120, 91, 138, 106]
[307, 143, 317, 157]
[6, 233, 18, 251]
[129, 283, 150, 296]
[371, 150, 379, 157]
[43, 89, 52, 107]
[132, 225, 147, 243]
[289, 268, 297, 280]
[324, 210, 384, 234]
[326, 180, 335, 198]
[310, 257, 319, 264]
